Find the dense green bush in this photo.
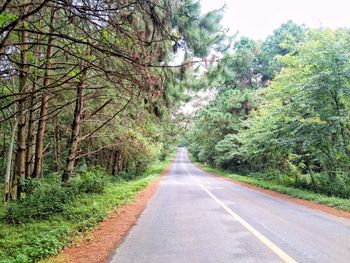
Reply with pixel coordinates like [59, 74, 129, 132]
[3, 162, 167, 226]
[6, 182, 71, 224]
[73, 169, 106, 194]
[291, 174, 350, 199]
[118, 171, 136, 180]
[6, 168, 108, 224]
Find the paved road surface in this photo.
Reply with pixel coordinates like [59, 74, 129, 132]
[109, 148, 350, 263]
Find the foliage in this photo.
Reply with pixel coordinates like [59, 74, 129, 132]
[257, 20, 307, 81]
[1, 0, 221, 202]
[240, 29, 350, 176]
[187, 35, 261, 165]
[0, 158, 172, 263]
[70, 168, 107, 194]
[6, 181, 71, 224]
[187, 25, 350, 198]
[172, 0, 230, 57]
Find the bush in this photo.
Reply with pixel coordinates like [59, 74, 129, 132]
[6, 182, 71, 224]
[117, 171, 136, 180]
[291, 176, 312, 190]
[6, 169, 108, 224]
[314, 175, 350, 198]
[74, 169, 106, 194]
[245, 170, 350, 199]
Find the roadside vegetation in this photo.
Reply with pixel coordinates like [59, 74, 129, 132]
[0, 158, 172, 263]
[186, 23, 350, 202]
[193, 161, 350, 212]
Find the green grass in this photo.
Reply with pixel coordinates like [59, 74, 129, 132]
[0, 158, 172, 263]
[193, 161, 350, 212]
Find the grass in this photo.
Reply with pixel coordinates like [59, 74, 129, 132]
[193, 161, 350, 212]
[0, 158, 172, 263]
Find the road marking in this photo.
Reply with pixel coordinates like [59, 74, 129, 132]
[183, 165, 298, 263]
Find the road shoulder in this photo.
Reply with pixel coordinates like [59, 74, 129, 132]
[193, 162, 350, 220]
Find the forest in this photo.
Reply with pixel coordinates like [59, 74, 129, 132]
[0, 0, 350, 262]
[0, 0, 226, 262]
[186, 21, 350, 199]
[0, 0, 228, 203]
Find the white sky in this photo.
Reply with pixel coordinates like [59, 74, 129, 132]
[200, 0, 350, 40]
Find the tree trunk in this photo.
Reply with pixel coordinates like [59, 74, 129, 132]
[3, 121, 17, 204]
[106, 151, 112, 173]
[25, 81, 38, 179]
[54, 122, 62, 171]
[62, 64, 87, 184]
[0, 124, 6, 174]
[111, 151, 119, 176]
[13, 16, 29, 198]
[25, 32, 41, 179]
[15, 95, 27, 183]
[32, 5, 55, 178]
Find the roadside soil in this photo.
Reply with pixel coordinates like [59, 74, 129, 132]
[193, 164, 350, 220]
[50, 162, 172, 263]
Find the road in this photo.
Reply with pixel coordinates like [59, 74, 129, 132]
[109, 148, 350, 263]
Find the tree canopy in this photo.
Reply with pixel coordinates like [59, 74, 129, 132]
[0, 0, 227, 203]
[187, 25, 350, 198]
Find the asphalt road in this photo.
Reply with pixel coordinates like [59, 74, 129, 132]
[109, 147, 350, 263]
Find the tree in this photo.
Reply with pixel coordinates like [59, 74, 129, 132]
[243, 29, 350, 176]
[257, 20, 307, 82]
[1, 0, 228, 203]
[187, 36, 260, 166]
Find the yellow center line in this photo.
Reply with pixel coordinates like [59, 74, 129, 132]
[183, 164, 297, 263]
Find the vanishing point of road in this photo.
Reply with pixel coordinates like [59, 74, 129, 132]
[109, 148, 350, 263]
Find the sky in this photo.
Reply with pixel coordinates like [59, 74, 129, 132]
[200, 0, 350, 40]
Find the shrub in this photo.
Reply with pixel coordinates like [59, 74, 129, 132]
[6, 169, 109, 224]
[282, 172, 350, 198]
[315, 175, 350, 198]
[291, 176, 312, 190]
[76, 169, 106, 194]
[0, 222, 72, 263]
[6, 182, 71, 224]
[118, 171, 136, 180]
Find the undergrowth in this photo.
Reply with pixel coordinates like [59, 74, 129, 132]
[0, 158, 171, 263]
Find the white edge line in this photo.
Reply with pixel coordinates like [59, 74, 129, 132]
[183, 165, 298, 263]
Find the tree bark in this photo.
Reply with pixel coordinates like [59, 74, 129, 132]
[3, 121, 17, 204]
[32, 4, 55, 178]
[13, 13, 29, 198]
[54, 121, 62, 171]
[25, 87, 37, 179]
[111, 151, 119, 176]
[25, 30, 41, 179]
[62, 64, 87, 184]
[106, 151, 112, 173]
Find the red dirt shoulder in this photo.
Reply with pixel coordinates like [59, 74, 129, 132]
[51, 161, 172, 263]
